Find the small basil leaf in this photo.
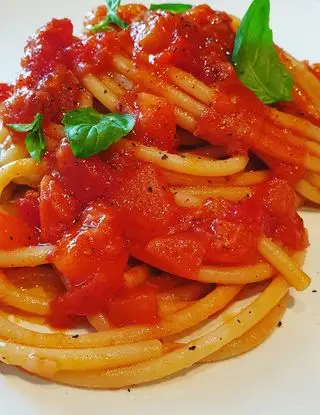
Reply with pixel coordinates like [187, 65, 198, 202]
[63, 108, 135, 158]
[232, 0, 293, 104]
[150, 3, 192, 12]
[7, 113, 46, 162]
[25, 128, 46, 162]
[7, 112, 42, 133]
[91, 0, 128, 32]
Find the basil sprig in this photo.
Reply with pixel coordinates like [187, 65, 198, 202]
[232, 0, 293, 104]
[150, 3, 192, 12]
[7, 113, 46, 162]
[91, 0, 128, 32]
[62, 108, 135, 158]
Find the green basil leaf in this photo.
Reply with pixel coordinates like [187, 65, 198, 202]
[8, 113, 46, 162]
[7, 112, 42, 133]
[91, 0, 128, 32]
[63, 108, 135, 158]
[25, 128, 46, 162]
[150, 3, 192, 12]
[232, 0, 293, 104]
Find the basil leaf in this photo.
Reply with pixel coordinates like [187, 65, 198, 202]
[91, 0, 128, 32]
[232, 0, 293, 104]
[7, 112, 42, 133]
[25, 128, 46, 162]
[8, 113, 46, 162]
[150, 3, 192, 12]
[63, 108, 135, 158]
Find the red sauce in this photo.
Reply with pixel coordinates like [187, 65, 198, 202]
[0, 83, 13, 103]
[0, 4, 309, 326]
[16, 190, 40, 230]
[3, 19, 80, 126]
[0, 210, 39, 249]
[312, 63, 320, 80]
[119, 91, 177, 151]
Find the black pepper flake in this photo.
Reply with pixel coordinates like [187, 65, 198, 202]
[188, 345, 196, 351]
[103, 89, 108, 94]
[2, 356, 6, 360]
[9, 236, 13, 241]
[237, 319, 241, 324]
[127, 388, 131, 392]
[277, 321, 282, 328]
[147, 187, 153, 193]
[161, 154, 168, 160]
[72, 334, 79, 339]
[312, 289, 318, 293]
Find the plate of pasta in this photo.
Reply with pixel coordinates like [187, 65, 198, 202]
[0, 0, 319, 414]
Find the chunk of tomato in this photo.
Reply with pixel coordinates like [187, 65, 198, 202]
[53, 202, 128, 287]
[50, 272, 123, 321]
[204, 220, 259, 265]
[51, 203, 128, 322]
[111, 163, 177, 241]
[54, 139, 117, 206]
[16, 190, 40, 229]
[260, 178, 297, 217]
[39, 175, 79, 244]
[0, 211, 39, 250]
[133, 93, 177, 151]
[131, 232, 207, 278]
[107, 283, 159, 327]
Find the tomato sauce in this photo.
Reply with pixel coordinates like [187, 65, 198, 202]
[0, 83, 13, 103]
[0, 4, 309, 326]
[3, 19, 81, 126]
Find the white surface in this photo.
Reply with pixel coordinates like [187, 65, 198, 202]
[0, 1, 320, 414]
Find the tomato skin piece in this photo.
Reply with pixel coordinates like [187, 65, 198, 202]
[111, 163, 177, 241]
[107, 283, 159, 327]
[39, 175, 80, 244]
[131, 232, 207, 278]
[0, 211, 39, 250]
[16, 190, 40, 230]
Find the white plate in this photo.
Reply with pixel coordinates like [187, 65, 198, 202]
[1, 1, 320, 414]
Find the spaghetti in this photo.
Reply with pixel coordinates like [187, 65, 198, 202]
[0, 0, 317, 389]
